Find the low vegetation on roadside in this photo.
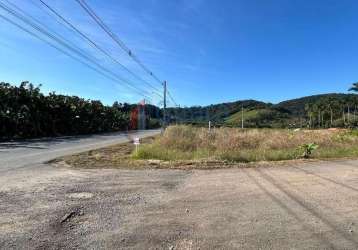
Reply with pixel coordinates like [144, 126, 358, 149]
[132, 125, 358, 163]
[55, 125, 358, 170]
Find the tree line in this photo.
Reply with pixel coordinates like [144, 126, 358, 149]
[0, 81, 162, 139]
[304, 96, 358, 128]
[303, 83, 358, 128]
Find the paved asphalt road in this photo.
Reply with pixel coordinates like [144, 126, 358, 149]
[0, 130, 160, 173]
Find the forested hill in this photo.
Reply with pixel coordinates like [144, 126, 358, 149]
[167, 100, 269, 123]
[167, 93, 358, 128]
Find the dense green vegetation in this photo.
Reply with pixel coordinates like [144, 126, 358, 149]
[167, 94, 358, 128]
[0, 81, 161, 139]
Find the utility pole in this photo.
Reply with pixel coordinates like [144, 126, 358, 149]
[241, 105, 244, 129]
[343, 108, 346, 124]
[348, 105, 350, 125]
[319, 110, 323, 128]
[163, 81, 167, 130]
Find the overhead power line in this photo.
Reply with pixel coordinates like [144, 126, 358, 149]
[0, 12, 145, 98]
[1, 0, 179, 112]
[74, 0, 164, 86]
[38, 0, 163, 97]
[167, 89, 178, 107]
[0, 0, 155, 100]
[75, 0, 180, 114]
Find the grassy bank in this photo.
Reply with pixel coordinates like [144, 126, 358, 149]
[132, 125, 358, 163]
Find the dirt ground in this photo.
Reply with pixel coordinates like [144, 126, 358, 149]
[1, 159, 358, 249]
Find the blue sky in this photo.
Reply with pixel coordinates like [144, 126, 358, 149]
[0, 0, 358, 107]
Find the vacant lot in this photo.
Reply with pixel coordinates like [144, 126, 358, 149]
[56, 126, 358, 170]
[133, 126, 358, 163]
[1, 160, 358, 249]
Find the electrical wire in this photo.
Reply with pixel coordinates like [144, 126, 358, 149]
[167, 89, 178, 107]
[74, 0, 181, 108]
[75, 0, 164, 86]
[39, 0, 163, 97]
[0, 13, 154, 100]
[0, 0, 155, 100]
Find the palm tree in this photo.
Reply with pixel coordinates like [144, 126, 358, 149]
[349, 82, 358, 92]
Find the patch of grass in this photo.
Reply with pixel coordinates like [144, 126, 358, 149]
[132, 145, 194, 161]
[133, 125, 358, 163]
[350, 130, 358, 137]
[225, 109, 263, 124]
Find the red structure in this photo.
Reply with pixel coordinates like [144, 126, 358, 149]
[130, 100, 145, 130]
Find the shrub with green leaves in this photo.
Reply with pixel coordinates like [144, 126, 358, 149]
[300, 143, 319, 158]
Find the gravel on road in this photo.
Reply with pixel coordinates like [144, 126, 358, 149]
[1, 159, 358, 249]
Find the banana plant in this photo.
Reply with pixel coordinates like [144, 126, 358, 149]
[300, 143, 319, 159]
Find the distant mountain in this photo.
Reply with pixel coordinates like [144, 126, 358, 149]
[167, 93, 358, 128]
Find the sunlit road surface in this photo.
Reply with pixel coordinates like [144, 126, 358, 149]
[1, 132, 358, 249]
[0, 130, 160, 172]
[1, 159, 358, 249]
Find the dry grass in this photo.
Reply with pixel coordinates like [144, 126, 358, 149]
[133, 125, 358, 163]
[54, 126, 358, 170]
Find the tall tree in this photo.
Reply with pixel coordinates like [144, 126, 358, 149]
[349, 82, 358, 92]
